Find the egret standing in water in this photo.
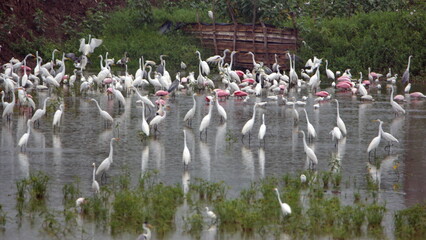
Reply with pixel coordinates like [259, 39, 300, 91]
[242, 103, 258, 144]
[96, 138, 119, 182]
[367, 120, 381, 160]
[199, 100, 214, 140]
[18, 119, 32, 152]
[390, 86, 406, 115]
[52, 103, 64, 131]
[334, 99, 347, 135]
[258, 113, 266, 144]
[92, 163, 100, 194]
[184, 93, 197, 126]
[401, 55, 412, 84]
[182, 129, 191, 168]
[91, 98, 114, 127]
[299, 130, 318, 169]
[31, 97, 51, 127]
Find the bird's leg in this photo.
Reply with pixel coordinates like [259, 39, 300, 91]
[248, 132, 251, 145]
[241, 134, 245, 144]
[200, 131, 203, 140]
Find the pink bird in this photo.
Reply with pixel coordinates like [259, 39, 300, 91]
[103, 77, 113, 85]
[21, 65, 32, 71]
[242, 78, 255, 84]
[215, 90, 230, 98]
[155, 98, 166, 105]
[362, 80, 371, 86]
[336, 81, 352, 90]
[337, 76, 351, 82]
[393, 95, 405, 101]
[409, 92, 426, 98]
[235, 70, 244, 77]
[279, 85, 287, 91]
[155, 90, 169, 96]
[315, 91, 329, 97]
[234, 90, 248, 98]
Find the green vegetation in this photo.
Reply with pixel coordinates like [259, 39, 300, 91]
[395, 202, 426, 239]
[298, 10, 426, 77]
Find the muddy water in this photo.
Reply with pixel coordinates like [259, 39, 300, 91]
[0, 82, 425, 239]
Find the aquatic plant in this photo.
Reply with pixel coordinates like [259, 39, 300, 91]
[395, 202, 426, 239]
[62, 179, 81, 206]
[28, 171, 50, 200]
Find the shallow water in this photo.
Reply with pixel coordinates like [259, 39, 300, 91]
[0, 81, 426, 239]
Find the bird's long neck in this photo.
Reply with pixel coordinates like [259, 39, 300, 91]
[143, 226, 151, 239]
[141, 103, 146, 120]
[378, 122, 383, 136]
[275, 190, 283, 205]
[390, 87, 394, 99]
[301, 131, 307, 149]
[197, 52, 202, 62]
[42, 98, 49, 111]
[184, 131, 187, 148]
[94, 100, 102, 112]
[11, 90, 15, 103]
[208, 102, 213, 115]
[99, 55, 104, 69]
[109, 140, 114, 163]
[304, 110, 309, 123]
[336, 101, 340, 118]
[192, 95, 196, 109]
[326, 60, 328, 69]
[27, 120, 31, 134]
[262, 114, 265, 124]
[251, 105, 256, 120]
[287, 53, 292, 70]
[407, 56, 412, 71]
[250, 53, 256, 66]
[93, 165, 96, 181]
[230, 52, 236, 70]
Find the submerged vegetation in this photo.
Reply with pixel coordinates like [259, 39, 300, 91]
[7, 168, 417, 239]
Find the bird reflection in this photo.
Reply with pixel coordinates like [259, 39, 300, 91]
[390, 116, 404, 137]
[241, 146, 254, 180]
[150, 139, 165, 170]
[258, 147, 265, 178]
[141, 145, 149, 174]
[18, 153, 29, 178]
[199, 141, 211, 180]
[292, 125, 299, 153]
[182, 170, 190, 195]
[98, 128, 113, 142]
[367, 162, 381, 188]
[215, 123, 227, 154]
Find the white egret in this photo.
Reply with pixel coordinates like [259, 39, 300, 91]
[18, 119, 32, 151]
[334, 99, 347, 135]
[2, 89, 15, 121]
[132, 86, 155, 109]
[303, 109, 316, 141]
[300, 174, 307, 183]
[52, 103, 64, 130]
[91, 98, 113, 127]
[183, 93, 197, 126]
[299, 130, 318, 168]
[137, 101, 150, 137]
[367, 120, 381, 158]
[377, 119, 399, 148]
[31, 97, 51, 127]
[241, 103, 258, 143]
[149, 108, 167, 133]
[215, 92, 227, 122]
[199, 100, 214, 139]
[111, 85, 126, 109]
[136, 222, 152, 240]
[196, 50, 210, 76]
[258, 113, 266, 144]
[92, 163, 100, 194]
[79, 34, 103, 56]
[183, 129, 191, 168]
[205, 207, 217, 220]
[274, 188, 292, 216]
[401, 55, 412, 84]
[96, 138, 119, 181]
[390, 86, 405, 115]
[325, 60, 335, 80]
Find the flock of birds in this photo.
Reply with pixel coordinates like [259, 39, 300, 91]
[1, 33, 423, 238]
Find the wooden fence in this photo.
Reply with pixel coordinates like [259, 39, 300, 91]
[182, 22, 298, 70]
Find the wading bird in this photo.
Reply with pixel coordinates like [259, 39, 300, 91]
[182, 129, 191, 168]
[92, 162, 100, 194]
[199, 100, 213, 139]
[274, 188, 292, 216]
[96, 138, 119, 182]
[136, 222, 152, 240]
[31, 97, 51, 127]
[334, 99, 347, 135]
[299, 130, 318, 169]
[183, 93, 197, 126]
[258, 114, 266, 144]
[242, 103, 258, 144]
[18, 119, 32, 151]
[52, 103, 64, 131]
[91, 98, 113, 127]
[390, 86, 405, 115]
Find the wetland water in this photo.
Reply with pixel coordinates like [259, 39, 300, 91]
[0, 81, 425, 239]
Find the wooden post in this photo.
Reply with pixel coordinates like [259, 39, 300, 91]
[212, 1, 218, 55]
[260, 21, 269, 67]
[196, 11, 203, 47]
[251, 0, 257, 52]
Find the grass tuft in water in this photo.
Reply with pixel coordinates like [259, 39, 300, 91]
[395, 202, 426, 239]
